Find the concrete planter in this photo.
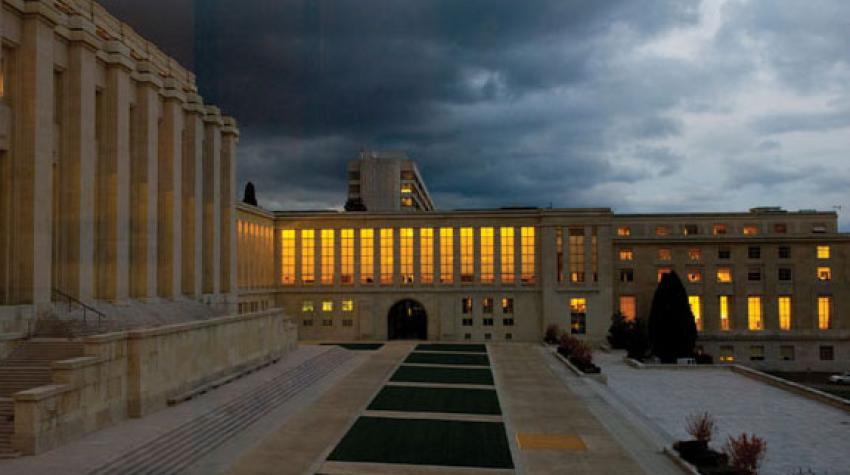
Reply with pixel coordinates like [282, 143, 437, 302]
[553, 349, 607, 384]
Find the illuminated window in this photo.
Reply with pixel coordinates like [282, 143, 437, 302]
[687, 269, 702, 283]
[342, 299, 354, 312]
[521, 227, 536, 284]
[302, 300, 314, 312]
[818, 296, 832, 330]
[619, 296, 636, 321]
[322, 301, 333, 312]
[655, 226, 670, 236]
[462, 297, 473, 314]
[713, 224, 727, 235]
[341, 229, 354, 284]
[320, 229, 334, 285]
[716, 267, 732, 283]
[440, 228, 454, 284]
[502, 297, 514, 314]
[689, 296, 703, 331]
[683, 224, 699, 236]
[817, 267, 832, 281]
[400, 228, 414, 284]
[460, 227, 474, 283]
[570, 298, 587, 335]
[556, 229, 564, 282]
[280, 230, 296, 285]
[747, 296, 763, 330]
[617, 226, 631, 237]
[482, 297, 494, 314]
[658, 248, 672, 261]
[719, 296, 730, 331]
[657, 267, 672, 282]
[420, 228, 434, 284]
[817, 245, 830, 259]
[619, 249, 633, 261]
[569, 228, 584, 283]
[400, 184, 413, 194]
[380, 229, 394, 284]
[500, 227, 515, 284]
[360, 229, 374, 284]
[301, 229, 315, 284]
[743, 225, 758, 236]
[401, 197, 413, 207]
[481, 228, 494, 284]
[688, 248, 701, 261]
[719, 346, 734, 363]
[778, 296, 791, 331]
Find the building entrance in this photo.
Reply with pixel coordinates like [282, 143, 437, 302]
[387, 299, 427, 340]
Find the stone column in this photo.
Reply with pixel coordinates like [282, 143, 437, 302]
[15, 3, 57, 306]
[493, 228, 501, 287]
[181, 94, 204, 297]
[220, 118, 237, 300]
[202, 106, 222, 296]
[130, 64, 161, 300]
[158, 80, 184, 298]
[63, 16, 99, 301]
[584, 226, 593, 287]
[413, 227, 421, 285]
[95, 41, 133, 301]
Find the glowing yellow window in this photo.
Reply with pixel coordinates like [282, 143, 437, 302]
[320, 229, 335, 285]
[500, 227, 514, 283]
[747, 296, 763, 330]
[719, 296, 730, 331]
[658, 248, 672, 260]
[440, 228, 454, 284]
[743, 225, 758, 236]
[480, 228, 494, 284]
[301, 230, 315, 284]
[301, 301, 314, 312]
[570, 298, 587, 313]
[401, 184, 413, 194]
[342, 299, 354, 312]
[401, 197, 413, 207]
[713, 224, 727, 235]
[619, 296, 636, 321]
[322, 301, 333, 312]
[569, 228, 584, 283]
[657, 267, 672, 282]
[617, 226, 631, 237]
[619, 249, 633, 261]
[400, 228, 414, 284]
[817, 267, 831, 281]
[778, 296, 791, 331]
[687, 270, 702, 283]
[380, 229, 394, 284]
[460, 228, 474, 283]
[420, 228, 434, 284]
[818, 296, 832, 330]
[719, 346, 734, 362]
[340, 229, 354, 284]
[521, 227, 536, 284]
[689, 296, 703, 331]
[360, 229, 374, 284]
[280, 230, 296, 285]
[817, 246, 830, 259]
[688, 248, 701, 261]
[716, 268, 732, 283]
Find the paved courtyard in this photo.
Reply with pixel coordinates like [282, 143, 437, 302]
[596, 352, 850, 475]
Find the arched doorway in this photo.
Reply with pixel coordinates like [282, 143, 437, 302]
[387, 299, 427, 340]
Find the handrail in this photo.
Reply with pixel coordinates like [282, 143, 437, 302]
[51, 288, 106, 327]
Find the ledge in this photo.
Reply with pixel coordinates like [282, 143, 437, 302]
[51, 356, 104, 370]
[553, 349, 607, 384]
[126, 309, 287, 340]
[12, 384, 73, 402]
[662, 447, 701, 475]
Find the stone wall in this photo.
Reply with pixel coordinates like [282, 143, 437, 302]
[11, 309, 296, 455]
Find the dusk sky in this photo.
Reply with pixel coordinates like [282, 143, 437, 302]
[101, 0, 850, 229]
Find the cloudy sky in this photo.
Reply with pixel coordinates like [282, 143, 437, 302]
[101, 0, 850, 228]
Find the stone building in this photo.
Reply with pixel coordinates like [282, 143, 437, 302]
[0, 0, 239, 333]
[237, 159, 850, 371]
[346, 150, 435, 212]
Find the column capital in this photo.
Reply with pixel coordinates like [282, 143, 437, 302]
[103, 40, 135, 72]
[183, 93, 206, 115]
[222, 117, 240, 138]
[22, 0, 61, 27]
[67, 16, 101, 51]
[132, 62, 164, 89]
[161, 78, 187, 103]
[204, 105, 224, 126]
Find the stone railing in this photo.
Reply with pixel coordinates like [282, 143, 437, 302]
[12, 309, 296, 455]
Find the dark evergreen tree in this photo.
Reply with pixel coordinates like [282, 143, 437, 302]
[607, 312, 633, 349]
[626, 317, 650, 360]
[648, 271, 697, 363]
[344, 197, 367, 211]
[243, 182, 258, 206]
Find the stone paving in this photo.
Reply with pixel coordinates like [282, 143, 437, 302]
[596, 352, 850, 475]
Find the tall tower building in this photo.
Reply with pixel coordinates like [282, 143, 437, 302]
[346, 150, 435, 212]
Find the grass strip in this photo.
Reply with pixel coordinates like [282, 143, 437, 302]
[390, 365, 494, 385]
[415, 343, 487, 353]
[368, 385, 501, 415]
[405, 352, 490, 366]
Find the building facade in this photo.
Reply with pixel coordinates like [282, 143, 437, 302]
[346, 150, 435, 212]
[0, 0, 239, 332]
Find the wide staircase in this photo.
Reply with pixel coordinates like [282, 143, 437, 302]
[0, 340, 85, 458]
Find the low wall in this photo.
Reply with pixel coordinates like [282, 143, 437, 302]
[12, 309, 296, 455]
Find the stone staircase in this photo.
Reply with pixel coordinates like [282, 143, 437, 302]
[0, 340, 85, 458]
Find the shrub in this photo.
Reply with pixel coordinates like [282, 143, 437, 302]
[607, 312, 633, 349]
[625, 317, 650, 360]
[648, 271, 698, 363]
[544, 324, 561, 344]
[686, 412, 716, 442]
[724, 433, 767, 475]
[694, 352, 714, 365]
[558, 333, 581, 356]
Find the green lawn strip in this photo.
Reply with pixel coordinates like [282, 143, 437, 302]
[390, 365, 494, 385]
[415, 343, 487, 353]
[368, 385, 501, 415]
[328, 417, 514, 469]
[320, 343, 384, 351]
[404, 352, 490, 366]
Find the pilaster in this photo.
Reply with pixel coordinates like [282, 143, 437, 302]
[202, 106, 222, 296]
[181, 94, 204, 297]
[158, 79, 185, 298]
[220, 116, 238, 297]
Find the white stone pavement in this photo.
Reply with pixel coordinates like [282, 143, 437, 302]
[595, 352, 850, 475]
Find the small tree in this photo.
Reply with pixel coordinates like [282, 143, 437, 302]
[242, 182, 258, 206]
[344, 197, 367, 211]
[724, 433, 767, 474]
[544, 324, 561, 344]
[648, 271, 697, 363]
[686, 412, 716, 443]
[607, 312, 633, 349]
